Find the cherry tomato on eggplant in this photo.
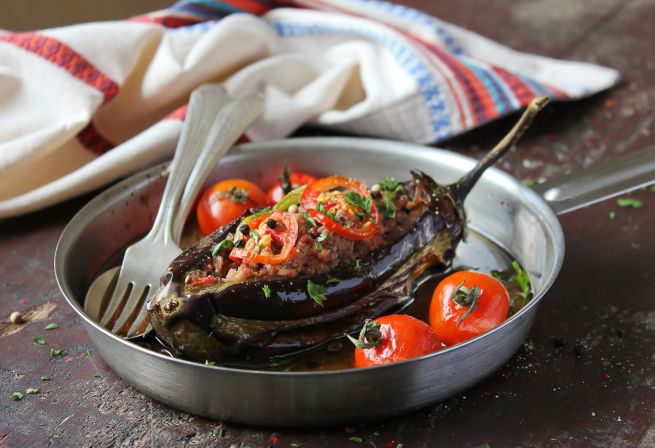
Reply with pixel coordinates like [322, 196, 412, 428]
[300, 176, 380, 240]
[196, 179, 267, 235]
[429, 271, 510, 346]
[352, 314, 443, 368]
[267, 172, 317, 204]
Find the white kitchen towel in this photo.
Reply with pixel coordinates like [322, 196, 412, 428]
[0, 0, 619, 218]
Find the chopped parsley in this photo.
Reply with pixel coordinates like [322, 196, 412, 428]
[521, 178, 535, 187]
[617, 198, 644, 208]
[348, 436, 363, 444]
[212, 239, 234, 256]
[33, 336, 46, 345]
[379, 177, 404, 193]
[307, 280, 328, 307]
[377, 191, 397, 219]
[215, 424, 225, 438]
[84, 349, 92, 356]
[302, 212, 317, 227]
[344, 191, 372, 221]
[317, 202, 339, 222]
[354, 259, 362, 271]
[269, 358, 296, 372]
[327, 275, 340, 285]
[204, 360, 216, 366]
[25, 387, 40, 395]
[511, 261, 530, 299]
[11, 391, 23, 401]
[315, 231, 328, 251]
[262, 284, 271, 299]
[40, 375, 51, 381]
[250, 230, 261, 252]
[609, 211, 616, 220]
[93, 373, 101, 378]
[44, 323, 58, 330]
[50, 348, 62, 357]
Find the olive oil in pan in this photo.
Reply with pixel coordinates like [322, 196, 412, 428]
[125, 229, 533, 371]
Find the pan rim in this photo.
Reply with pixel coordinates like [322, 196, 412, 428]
[54, 136, 565, 378]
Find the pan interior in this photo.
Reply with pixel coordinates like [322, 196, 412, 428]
[56, 137, 564, 358]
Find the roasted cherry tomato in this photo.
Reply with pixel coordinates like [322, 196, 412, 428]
[352, 314, 443, 367]
[196, 179, 267, 235]
[267, 172, 317, 204]
[429, 271, 510, 346]
[229, 210, 299, 265]
[300, 176, 379, 240]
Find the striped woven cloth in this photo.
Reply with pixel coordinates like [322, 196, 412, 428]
[0, 0, 618, 217]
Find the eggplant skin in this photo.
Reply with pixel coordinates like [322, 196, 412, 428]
[147, 170, 465, 363]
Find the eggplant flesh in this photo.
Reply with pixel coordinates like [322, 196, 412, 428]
[147, 170, 464, 362]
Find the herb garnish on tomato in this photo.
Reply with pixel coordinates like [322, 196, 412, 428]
[429, 271, 510, 345]
[300, 176, 380, 240]
[350, 315, 443, 367]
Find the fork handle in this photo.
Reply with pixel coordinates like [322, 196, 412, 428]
[171, 94, 264, 240]
[148, 85, 230, 243]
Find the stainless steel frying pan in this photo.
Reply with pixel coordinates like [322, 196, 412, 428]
[54, 138, 654, 427]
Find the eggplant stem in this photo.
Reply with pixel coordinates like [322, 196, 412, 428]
[451, 96, 549, 200]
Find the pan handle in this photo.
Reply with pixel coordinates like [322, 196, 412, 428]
[532, 146, 655, 215]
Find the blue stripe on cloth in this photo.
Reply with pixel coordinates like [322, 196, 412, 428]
[518, 74, 555, 98]
[353, 0, 463, 55]
[462, 61, 511, 114]
[169, 20, 218, 33]
[172, 0, 244, 15]
[270, 20, 453, 140]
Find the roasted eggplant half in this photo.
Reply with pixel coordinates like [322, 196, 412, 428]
[146, 97, 549, 363]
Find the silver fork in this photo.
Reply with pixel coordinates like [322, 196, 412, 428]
[98, 85, 263, 338]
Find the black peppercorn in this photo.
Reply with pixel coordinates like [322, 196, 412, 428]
[239, 224, 250, 235]
[266, 218, 277, 229]
[235, 239, 246, 248]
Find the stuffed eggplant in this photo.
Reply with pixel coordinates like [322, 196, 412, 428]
[146, 97, 549, 363]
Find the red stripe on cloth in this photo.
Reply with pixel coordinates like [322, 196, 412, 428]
[129, 15, 204, 28]
[491, 67, 538, 105]
[222, 0, 274, 14]
[76, 122, 115, 155]
[419, 44, 498, 124]
[0, 32, 119, 105]
[166, 104, 189, 120]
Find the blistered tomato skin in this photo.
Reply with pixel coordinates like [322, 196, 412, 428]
[354, 314, 443, 368]
[196, 179, 267, 235]
[429, 271, 510, 346]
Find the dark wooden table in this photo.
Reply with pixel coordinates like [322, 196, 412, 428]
[1, 1, 654, 447]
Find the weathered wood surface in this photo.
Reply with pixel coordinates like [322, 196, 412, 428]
[1, 1, 654, 447]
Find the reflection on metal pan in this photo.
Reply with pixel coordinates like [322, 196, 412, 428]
[54, 137, 652, 427]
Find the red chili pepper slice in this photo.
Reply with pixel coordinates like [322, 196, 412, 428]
[229, 211, 298, 264]
[300, 176, 379, 240]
